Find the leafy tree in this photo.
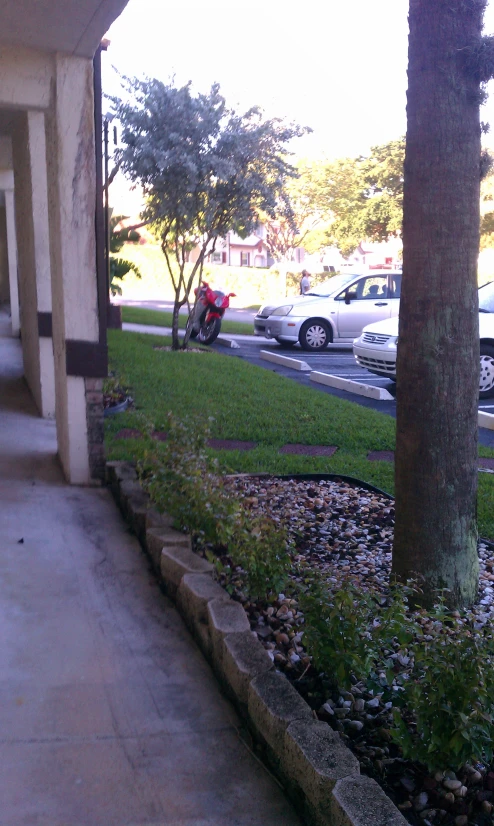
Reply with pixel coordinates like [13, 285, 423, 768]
[109, 214, 142, 296]
[322, 139, 405, 257]
[391, 0, 494, 606]
[262, 161, 330, 262]
[111, 78, 308, 348]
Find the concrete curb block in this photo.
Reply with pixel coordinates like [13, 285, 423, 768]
[310, 371, 395, 401]
[177, 573, 230, 657]
[146, 527, 191, 571]
[221, 631, 274, 706]
[260, 349, 312, 371]
[283, 720, 360, 820]
[330, 775, 408, 826]
[108, 463, 409, 826]
[248, 670, 313, 755]
[160, 544, 213, 599]
[207, 598, 251, 673]
[216, 336, 241, 349]
[479, 410, 494, 430]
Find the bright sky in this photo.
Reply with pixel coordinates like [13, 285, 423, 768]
[103, 0, 494, 163]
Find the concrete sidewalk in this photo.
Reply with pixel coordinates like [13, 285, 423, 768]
[0, 317, 301, 825]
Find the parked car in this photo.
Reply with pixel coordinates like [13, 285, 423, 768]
[353, 281, 494, 398]
[254, 271, 402, 351]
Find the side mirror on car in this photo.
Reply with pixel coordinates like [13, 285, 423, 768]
[345, 289, 358, 305]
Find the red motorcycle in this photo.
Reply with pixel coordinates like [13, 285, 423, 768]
[189, 281, 236, 345]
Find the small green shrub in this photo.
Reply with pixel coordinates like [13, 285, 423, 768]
[392, 611, 494, 772]
[299, 572, 414, 690]
[136, 413, 290, 600]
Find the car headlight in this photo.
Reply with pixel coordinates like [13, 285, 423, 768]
[271, 305, 293, 316]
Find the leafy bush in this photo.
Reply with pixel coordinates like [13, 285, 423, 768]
[299, 572, 414, 690]
[392, 611, 494, 772]
[300, 572, 494, 771]
[136, 413, 290, 600]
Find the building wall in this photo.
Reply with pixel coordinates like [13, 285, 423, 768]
[0, 206, 9, 302]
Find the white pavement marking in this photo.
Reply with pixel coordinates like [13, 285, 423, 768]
[310, 371, 395, 401]
[260, 350, 311, 371]
[479, 411, 494, 430]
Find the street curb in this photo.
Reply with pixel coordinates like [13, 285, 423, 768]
[260, 349, 312, 371]
[479, 411, 494, 430]
[310, 371, 395, 401]
[106, 459, 408, 826]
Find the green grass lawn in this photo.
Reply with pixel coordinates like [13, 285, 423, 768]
[121, 305, 254, 336]
[106, 329, 494, 540]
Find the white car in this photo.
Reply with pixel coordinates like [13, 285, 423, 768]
[254, 271, 402, 351]
[353, 281, 494, 398]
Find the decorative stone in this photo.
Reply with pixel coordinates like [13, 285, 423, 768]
[146, 526, 191, 570]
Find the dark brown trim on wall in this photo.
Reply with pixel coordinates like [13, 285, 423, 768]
[37, 312, 53, 338]
[93, 44, 107, 349]
[66, 340, 108, 378]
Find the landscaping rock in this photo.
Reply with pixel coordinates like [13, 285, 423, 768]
[283, 719, 359, 815]
[248, 670, 312, 754]
[160, 544, 213, 599]
[176, 573, 230, 657]
[220, 630, 274, 705]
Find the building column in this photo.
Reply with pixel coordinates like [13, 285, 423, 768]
[12, 111, 55, 417]
[46, 53, 106, 485]
[4, 189, 20, 337]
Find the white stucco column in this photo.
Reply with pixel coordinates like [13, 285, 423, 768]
[12, 111, 55, 417]
[46, 53, 103, 485]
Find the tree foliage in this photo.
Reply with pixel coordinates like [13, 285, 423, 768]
[109, 214, 141, 296]
[111, 78, 308, 348]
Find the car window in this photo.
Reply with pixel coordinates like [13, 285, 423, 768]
[479, 281, 494, 312]
[353, 276, 388, 300]
[307, 273, 362, 297]
[390, 274, 402, 298]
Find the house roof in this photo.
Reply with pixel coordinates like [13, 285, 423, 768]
[228, 233, 263, 247]
[0, 0, 129, 58]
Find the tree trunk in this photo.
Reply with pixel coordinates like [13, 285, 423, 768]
[171, 296, 181, 350]
[392, 0, 483, 606]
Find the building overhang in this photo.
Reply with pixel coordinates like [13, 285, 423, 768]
[0, 0, 129, 58]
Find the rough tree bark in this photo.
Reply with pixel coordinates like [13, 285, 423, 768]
[392, 0, 486, 606]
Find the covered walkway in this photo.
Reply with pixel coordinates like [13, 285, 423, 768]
[0, 318, 301, 825]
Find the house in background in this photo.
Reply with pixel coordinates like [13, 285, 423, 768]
[0, 0, 129, 484]
[190, 224, 306, 269]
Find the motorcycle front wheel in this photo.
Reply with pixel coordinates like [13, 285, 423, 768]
[198, 316, 222, 345]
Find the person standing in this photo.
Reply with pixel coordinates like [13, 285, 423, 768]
[300, 269, 310, 295]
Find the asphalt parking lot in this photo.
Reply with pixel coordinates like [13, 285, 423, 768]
[214, 335, 494, 448]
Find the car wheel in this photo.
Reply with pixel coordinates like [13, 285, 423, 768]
[479, 344, 494, 398]
[299, 320, 331, 351]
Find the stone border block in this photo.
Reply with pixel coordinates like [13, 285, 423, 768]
[330, 776, 409, 826]
[177, 573, 230, 656]
[207, 598, 251, 672]
[283, 720, 360, 816]
[248, 670, 312, 754]
[221, 631, 273, 705]
[160, 545, 213, 599]
[146, 527, 191, 571]
[106, 460, 137, 485]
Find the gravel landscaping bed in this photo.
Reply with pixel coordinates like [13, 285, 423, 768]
[207, 475, 494, 826]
